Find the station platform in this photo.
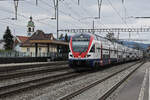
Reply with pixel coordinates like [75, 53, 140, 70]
[114, 61, 150, 100]
[0, 61, 67, 68]
[0, 62, 50, 67]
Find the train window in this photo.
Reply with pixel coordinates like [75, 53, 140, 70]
[72, 41, 89, 52]
[97, 47, 101, 52]
[72, 34, 90, 41]
[95, 36, 98, 40]
[68, 49, 70, 52]
[110, 50, 112, 53]
[114, 50, 117, 54]
[90, 45, 95, 52]
[103, 54, 109, 59]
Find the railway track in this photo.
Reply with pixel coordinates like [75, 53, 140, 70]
[0, 64, 69, 80]
[99, 61, 145, 100]
[0, 61, 141, 99]
[0, 69, 91, 98]
[60, 61, 145, 100]
[0, 61, 68, 72]
[0, 61, 74, 98]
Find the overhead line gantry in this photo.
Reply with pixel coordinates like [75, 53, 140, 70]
[59, 28, 150, 33]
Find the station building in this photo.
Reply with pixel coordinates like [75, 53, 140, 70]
[14, 17, 69, 57]
[20, 30, 68, 57]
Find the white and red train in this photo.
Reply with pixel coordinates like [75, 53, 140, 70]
[69, 33, 143, 68]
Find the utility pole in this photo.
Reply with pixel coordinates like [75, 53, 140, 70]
[92, 20, 95, 34]
[129, 31, 131, 41]
[14, 0, 19, 20]
[36, 0, 38, 6]
[56, 0, 59, 39]
[53, 0, 57, 19]
[78, 0, 80, 5]
[122, 0, 127, 24]
[98, 0, 102, 19]
[118, 31, 120, 40]
[53, 0, 59, 39]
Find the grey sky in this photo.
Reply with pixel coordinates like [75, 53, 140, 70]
[0, 0, 150, 43]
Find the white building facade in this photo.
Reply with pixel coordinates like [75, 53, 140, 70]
[0, 40, 5, 50]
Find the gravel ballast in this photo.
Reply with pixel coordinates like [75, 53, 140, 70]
[1, 62, 137, 100]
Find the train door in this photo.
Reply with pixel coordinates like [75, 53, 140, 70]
[100, 43, 103, 66]
[109, 46, 111, 64]
[94, 44, 99, 59]
[89, 44, 96, 58]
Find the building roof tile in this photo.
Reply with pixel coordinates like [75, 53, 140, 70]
[16, 36, 29, 43]
[20, 30, 68, 47]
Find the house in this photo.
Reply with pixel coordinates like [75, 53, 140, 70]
[20, 30, 68, 57]
[13, 16, 69, 58]
[14, 36, 29, 52]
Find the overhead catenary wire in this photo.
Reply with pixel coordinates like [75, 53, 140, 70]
[60, 0, 93, 28]
[68, 0, 89, 17]
[24, 0, 54, 16]
[0, 0, 57, 28]
[0, 0, 145, 40]
[69, 0, 109, 29]
[39, 0, 91, 29]
[61, 1, 83, 18]
[0, 20, 23, 37]
[40, 0, 91, 36]
[39, 0, 81, 22]
[75, 0, 111, 29]
[0, 6, 56, 28]
[0, 0, 109, 30]
[70, 0, 110, 29]
[0, 9, 59, 37]
[0, 0, 91, 35]
[57, 0, 111, 37]
[121, 0, 138, 40]
[106, 0, 129, 28]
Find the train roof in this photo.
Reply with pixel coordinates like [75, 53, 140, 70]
[71, 33, 140, 51]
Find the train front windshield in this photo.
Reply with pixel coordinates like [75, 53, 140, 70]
[72, 34, 91, 53]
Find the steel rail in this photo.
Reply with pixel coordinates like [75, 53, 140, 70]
[99, 61, 145, 100]
[0, 71, 90, 98]
[60, 61, 143, 100]
[0, 64, 69, 80]
[0, 61, 140, 98]
[0, 61, 68, 72]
